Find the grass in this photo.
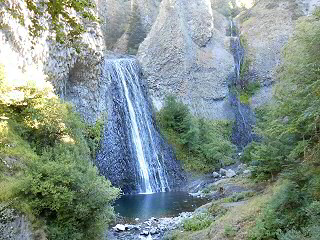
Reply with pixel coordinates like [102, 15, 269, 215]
[224, 225, 237, 238]
[183, 213, 213, 231]
[222, 191, 256, 203]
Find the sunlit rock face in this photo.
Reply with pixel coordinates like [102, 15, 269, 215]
[0, 0, 107, 123]
[137, 0, 234, 119]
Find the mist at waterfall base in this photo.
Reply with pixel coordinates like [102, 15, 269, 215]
[96, 57, 184, 194]
[114, 192, 210, 220]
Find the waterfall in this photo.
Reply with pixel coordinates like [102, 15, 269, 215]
[229, 20, 254, 149]
[97, 57, 182, 194]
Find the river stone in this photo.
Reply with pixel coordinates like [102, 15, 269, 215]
[212, 171, 220, 178]
[226, 169, 236, 178]
[114, 224, 126, 231]
[141, 230, 149, 236]
[150, 227, 159, 235]
[150, 217, 157, 222]
[219, 168, 227, 176]
[243, 169, 252, 177]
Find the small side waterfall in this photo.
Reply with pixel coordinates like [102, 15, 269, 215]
[97, 58, 183, 194]
[229, 20, 254, 149]
[230, 20, 244, 87]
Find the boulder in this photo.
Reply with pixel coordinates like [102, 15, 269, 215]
[113, 224, 126, 231]
[236, 163, 247, 174]
[212, 171, 220, 178]
[243, 169, 252, 177]
[226, 169, 236, 178]
[150, 227, 159, 235]
[141, 230, 149, 236]
[219, 168, 227, 176]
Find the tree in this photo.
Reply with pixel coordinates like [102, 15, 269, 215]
[0, 0, 98, 44]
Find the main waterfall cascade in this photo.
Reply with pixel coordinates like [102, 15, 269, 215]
[96, 58, 184, 194]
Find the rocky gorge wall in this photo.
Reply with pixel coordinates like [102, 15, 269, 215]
[238, 0, 320, 109]
[0, 0, 162, 123]
[0, 0, 108, 124]
[138, 0, 235, 119]
[2, 0, 320, 126]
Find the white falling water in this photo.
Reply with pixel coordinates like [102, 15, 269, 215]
[127, 63, 171, 192]
[115, 60, 153, 193]
[106, 58, 170, 194]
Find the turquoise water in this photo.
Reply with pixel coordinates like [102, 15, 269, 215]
[114, 191, 209, 220]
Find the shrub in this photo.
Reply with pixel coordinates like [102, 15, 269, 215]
[157, 96, 236, 173]
[223, 191, 256, 203]
[0, 71, 120, 239]
[249, 181, 308, 240]
[183, 213, 212, 231]
[208, 203, 228, 217]
[224, 225, 237, 238]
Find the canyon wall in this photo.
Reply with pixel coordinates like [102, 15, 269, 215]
[138, 0, 235, 119]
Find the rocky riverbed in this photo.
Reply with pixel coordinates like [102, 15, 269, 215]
[107, 212, 193, 240]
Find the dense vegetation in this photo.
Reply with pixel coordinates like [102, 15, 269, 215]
[0, 66, 120, 239]
[157, 96, 236, 173]
[0, 0, 98, 44]
[240, 9, 320, 239]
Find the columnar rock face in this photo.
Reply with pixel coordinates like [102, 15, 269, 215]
[237, 0, 320, 109]
[102, 0, 161, 53]
[137, 0, 235, 119]
[0, 0, 106, 123]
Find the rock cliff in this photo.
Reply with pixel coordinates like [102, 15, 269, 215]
[238, 0, 320, 109]
[0, 0, 106, 123]
[0, 0, 163, 123]
[137, 0, 235, 119]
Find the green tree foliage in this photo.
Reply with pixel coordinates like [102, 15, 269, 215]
[157, 96, 236, 172]
[244, 9, 320, 239]
[0, 0, 98, 44]
[0, 68, 120, 239]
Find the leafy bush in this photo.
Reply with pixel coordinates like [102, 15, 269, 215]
[224, 225, 237, 238]
[249, 181, 306, 240]
[183, 213, 212, 231]
[208, 203, 227, 217]
[157, 96, 236, 173]
[84, 117, 104, 159]
[0, 69, 120, 239]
